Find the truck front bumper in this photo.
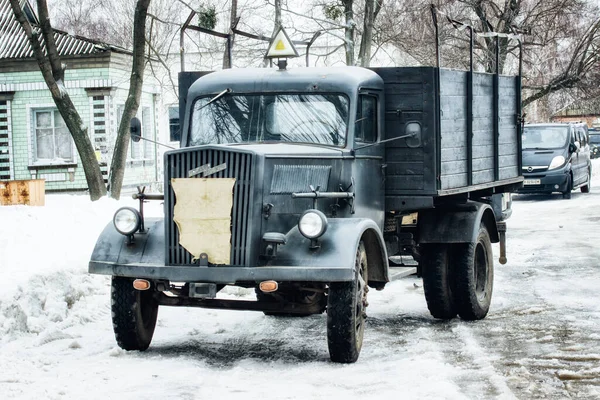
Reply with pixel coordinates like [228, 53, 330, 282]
[89, 261, 354, 283]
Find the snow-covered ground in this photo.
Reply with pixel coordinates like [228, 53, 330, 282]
[2, 161, 600, 399]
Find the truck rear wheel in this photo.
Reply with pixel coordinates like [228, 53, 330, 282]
[111, 276, 158, 351]
[421, 244, 456, 319]
[452, 224, 494, 320]
[327, 241, 368, 363]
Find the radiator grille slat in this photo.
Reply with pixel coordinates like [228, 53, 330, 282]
[166, 149, 253, 266]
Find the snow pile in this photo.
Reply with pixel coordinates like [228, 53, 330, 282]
[0, 194, 133, 341]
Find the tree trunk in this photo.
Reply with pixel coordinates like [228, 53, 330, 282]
[9, 0, 106, 200]
[222, 0, 238, 69]
[343, 0, 355, 66]
[357, 0, 382, 67]
[274, 0, 282, 33]
[108, 0, 151, 199]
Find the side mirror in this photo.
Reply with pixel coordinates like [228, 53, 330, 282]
[405, 121, 422, 148]
[569, 141, 580, 153]
[130, 117, 141, 142]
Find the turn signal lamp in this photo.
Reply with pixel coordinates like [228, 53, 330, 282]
[133, 279, 151, 291]
[259, 280, 278, 293]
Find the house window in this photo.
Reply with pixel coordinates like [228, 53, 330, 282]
[32, 109, 73, 164]
[169, 106, 180, 142]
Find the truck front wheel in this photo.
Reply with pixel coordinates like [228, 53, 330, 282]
[327, 241, 368, 363]
[452, 224, 494, 320]
[421, 244, 456, 319]
[111, 276, 159, 351]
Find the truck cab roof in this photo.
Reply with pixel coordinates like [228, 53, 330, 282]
[187, 66, 384, 97]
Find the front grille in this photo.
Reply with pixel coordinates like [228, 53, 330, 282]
[165, 148, 254, 266]
[522, 166, 548, 173]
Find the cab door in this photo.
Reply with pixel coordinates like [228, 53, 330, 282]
[350, 91, 385, 230]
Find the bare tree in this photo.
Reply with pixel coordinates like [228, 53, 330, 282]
[357, 0, 383, 67]
[108, 0, 151, 200]
[51, 0, 110, 41]
[9, 0, 107, 201]
[522, 17, 600, 107]
[379, 0, 600, 116]
[222, 0, 238, 69]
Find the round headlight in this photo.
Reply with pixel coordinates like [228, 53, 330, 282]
[113, 207, 141, 236]
[298, 210, 328, 239]
[548, 155, 566, 170]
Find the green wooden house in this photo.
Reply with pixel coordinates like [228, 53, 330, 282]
[0, 0, 161, 192]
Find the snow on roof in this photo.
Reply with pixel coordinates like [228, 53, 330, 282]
[0, 0, 130, 60]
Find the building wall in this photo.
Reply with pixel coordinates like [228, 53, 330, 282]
[0, 54, 162, 192]
[551, 115, 600, 128]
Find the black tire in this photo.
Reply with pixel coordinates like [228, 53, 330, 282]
[111, 276, 158, 351]
[327, 241, 368, 363]
[452, 224, 494, 321]
[581, 169, 591, 193]
[562, 174, 572, 199]
[421, 244, 456, 320]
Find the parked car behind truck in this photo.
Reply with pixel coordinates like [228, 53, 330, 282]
[589, 128, 600, 159]
[517, 122, 591, 199]
[89, 29, 523, 363]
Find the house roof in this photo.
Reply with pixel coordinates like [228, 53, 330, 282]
[0, 0, 130, 60]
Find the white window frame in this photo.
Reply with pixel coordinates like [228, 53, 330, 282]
[27, 105, 76, 167]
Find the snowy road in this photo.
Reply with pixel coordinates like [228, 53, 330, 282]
[2, 160, 600, 399]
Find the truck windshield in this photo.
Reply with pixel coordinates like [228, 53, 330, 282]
[189, 94, 349, 147]
[522, 126, 569, 149]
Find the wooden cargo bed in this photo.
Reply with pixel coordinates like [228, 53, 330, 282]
[370, 66, 523, 211]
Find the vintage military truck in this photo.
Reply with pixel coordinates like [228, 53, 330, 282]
[89, 27, 523, 363]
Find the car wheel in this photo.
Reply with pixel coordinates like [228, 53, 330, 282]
[111, 276, 158, 351]
[581, 169, 591, 193]
[327, 241, 368, 363]
[562, 174, 572, 199]
[421, 244, 456, 320]
[452, 224, 494, 321]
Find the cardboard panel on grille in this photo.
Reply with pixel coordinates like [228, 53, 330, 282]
[171, 178, 235, 264]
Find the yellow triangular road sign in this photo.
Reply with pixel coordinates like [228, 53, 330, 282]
[266, 27, 299, 59]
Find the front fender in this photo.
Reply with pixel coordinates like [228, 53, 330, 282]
[274, 218, 389, 283]
[418, 202, 499, 244]
[89, 218, 165, 269]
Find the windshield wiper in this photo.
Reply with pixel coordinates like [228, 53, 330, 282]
[197, 88, 232, 111]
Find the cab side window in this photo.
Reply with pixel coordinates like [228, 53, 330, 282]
[355, 95, 377, 143]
